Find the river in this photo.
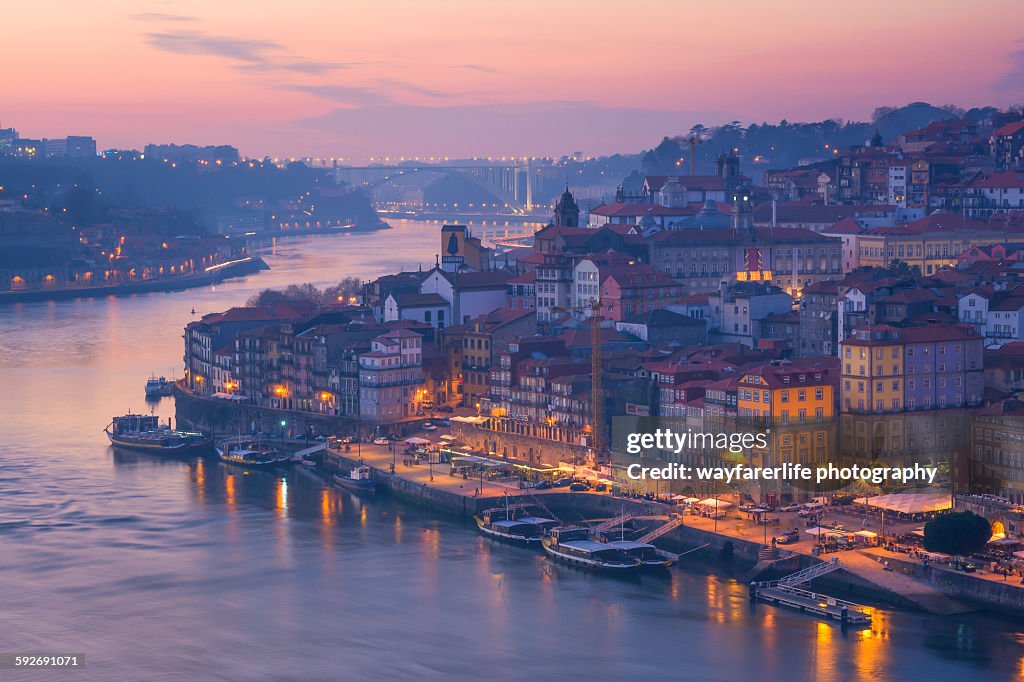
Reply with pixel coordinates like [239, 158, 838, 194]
[1, 219, 1023, 681]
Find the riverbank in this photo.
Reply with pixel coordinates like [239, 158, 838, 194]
[242, 220, 390, 240]
[0, 256, 269, 304]
[306, 441, 1024, 617]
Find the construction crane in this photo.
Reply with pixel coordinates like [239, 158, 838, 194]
[682, 130, 709, 175]
[552, 299, 605, 463]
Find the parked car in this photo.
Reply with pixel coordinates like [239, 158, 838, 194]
[373, 437, 391, 446]
[535, 480, 553, 490]
[832, 494, 856, 506]
[779, 503, 801, 512]
[775, 529, 800, 544]
[594, 483, 607, 492]
[569, 482, 589, 492]
[738, 503, 756, 512]
[437, 405, 454, 413]
[421, 422, 437, 431]
[553, 478, 573, 488]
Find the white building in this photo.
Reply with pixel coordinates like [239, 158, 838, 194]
[419, 267, 511, 326]
[358, 329, 425, 423]
[383, 293, 450, 329]
[888, 163, 908, 208]
[958, 288, 1024, 345]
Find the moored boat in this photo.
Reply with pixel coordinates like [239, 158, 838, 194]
[216, 436, 289, 469]
[541, 527, 642, 571]
[474, 510, 559, 544]
[144, 375, 174, 397]
[105, 413, 212, 455]
[604, 540, 676, 569]
[333, 465, 377, 495]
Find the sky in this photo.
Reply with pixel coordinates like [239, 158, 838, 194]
[2, 0, 1024, 160]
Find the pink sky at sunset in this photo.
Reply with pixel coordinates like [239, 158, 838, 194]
[2, 0, 1023, 159]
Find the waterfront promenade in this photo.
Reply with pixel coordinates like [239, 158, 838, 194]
[317, 433, 1024, 615]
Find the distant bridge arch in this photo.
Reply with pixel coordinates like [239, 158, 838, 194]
[333, 163, 535, 214]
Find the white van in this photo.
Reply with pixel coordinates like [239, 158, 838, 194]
[798, 501, 825, 517]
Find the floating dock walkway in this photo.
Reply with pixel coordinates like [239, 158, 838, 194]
[751, 558, 872, 626]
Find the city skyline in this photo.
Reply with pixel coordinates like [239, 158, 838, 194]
[4, 0, 1024, 158]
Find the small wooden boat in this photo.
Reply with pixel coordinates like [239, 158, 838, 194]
[333, 465, 376, 495]
[604, 540, 676, 569]
[475, 511, 559, 544]
[217, 437, 288, 469]
[144, 375, 174, 398]
[105, 413, 211, 456]
[541, 527, 642, 571]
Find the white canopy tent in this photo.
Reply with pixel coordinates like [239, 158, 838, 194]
[697, 498, 732, 509]
[853, 492, 952, 515]
[404, 437, 431, 446]
[805, 527, 844, 537]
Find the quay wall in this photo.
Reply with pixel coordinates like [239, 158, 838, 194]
[323, 449, 490, 517]
[175, 384, 425, 440]
[878, 553, 1024, 614]
[175, 384, 357, 437]
[0, 257, 267, 304]
[451, 423, 590, 467]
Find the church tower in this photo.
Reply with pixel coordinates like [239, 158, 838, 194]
[716, 152, 741, 181]
[731, 183, 754, 234]
[554, 186, 580, 227]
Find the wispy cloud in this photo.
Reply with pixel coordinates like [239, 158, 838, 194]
[455, 64, 499, 75]
[130, 12, 198, 23]
[994, 40, 1024, 92]
[143, 29, 347, 76]
[281, 79, 456, 107]
[280, 83, 394, 107]
[376, 79, 455, 100]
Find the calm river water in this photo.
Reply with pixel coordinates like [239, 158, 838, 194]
[1, 220, 1023, 681]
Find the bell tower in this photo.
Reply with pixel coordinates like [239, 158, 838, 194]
[554, 186, 580, 227]
[731, 184, 754, 234]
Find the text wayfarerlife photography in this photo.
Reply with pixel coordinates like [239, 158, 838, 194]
[5, 2, 1024, 681]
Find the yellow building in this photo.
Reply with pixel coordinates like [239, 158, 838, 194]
[734, 361, 840, 504]
[839, 327, 903, 414]
[737, 359, 838, 423]
[857, 212, 1024, 275]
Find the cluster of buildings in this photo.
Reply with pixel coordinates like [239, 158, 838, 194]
[0, 201, 248, 293]
[1, 127, 96, 158]
[183, 112, 1024, 506]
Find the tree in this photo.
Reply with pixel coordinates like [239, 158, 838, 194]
[923, 511, 991, 555]
[323, 277, 363, 304]
[871, 106, 896, 123]
[887, 259, 920, 278]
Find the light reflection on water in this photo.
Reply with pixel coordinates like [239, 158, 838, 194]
[1, 221, 1024, 680]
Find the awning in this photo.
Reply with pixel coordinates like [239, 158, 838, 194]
[670, 494, 688, 501]
[854, 530, 878, 538]
[853, 492, 952, 515]
[450, 416, 487, 424]
[697, 499, 732, 509]
[439, 434, 456, 441]
[805, 527, 843, 537]
[404, 437, 431, 445]
[682, 497, 700, 504]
